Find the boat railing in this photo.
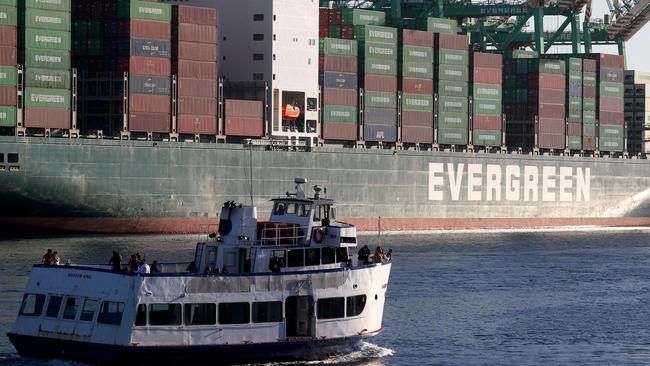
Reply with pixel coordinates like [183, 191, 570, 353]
[247, 225, 312, 246]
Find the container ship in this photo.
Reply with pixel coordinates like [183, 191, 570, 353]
[1, 0, 650, 234]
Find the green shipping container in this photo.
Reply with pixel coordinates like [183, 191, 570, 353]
[117, 0, 171, 22]
[506, 49, 538, 59]
[20, 0, 70, 12]
[363, 58, 397, 76]
[583, 98, 596, 111]
[569, 58, 582, 71]
[599, 137, 624, 152]
[599, 82, 624, 98]
[400, 45, 433, 63]
[436, 49, 469, 65]
[583, 123, 597, 136]
[438, 80, 468, 98]
[402, 93, 433, 111]
[400, 62, 433, 79]
[20, 49, 70, 69]
[473, 130, 502, 146]
[567, 136, 582, 150]
[473, 98, 501, 116]
[600, 125, 624, 138]
[341, 9, 385, 26]
[529, 59, 566, 74]
[439, 95, 468, 114]
[471, 83, 502, 101]
[354, 25, 397, 45]
[583, 110, 596, 123]
[568, 73, 582, 85]
[19, 8, 71, 31]
[438, 112, 468, 128]
[0, 66, 17, 86]
[568, 97, 582, 109]
[19, 29, 71, 50]
[322, 105, 357, 124]
[24, 87, 70, 109]
[0, 5, 17, 26]
[364, 91, 397, 109]
[583, 73, 596, 86]
[328, 26, 341, 39]
[0, 106, 16, 127]
[567, 108, 582, 122]
[438, 128, 468, 145]
[436, 64, 468, 82]
[361, 42, 397, 60]
[426, 17, 457, 34]
[25, 68, 70, 89]
[0, 0, 16, 6]
[320, 38, 357, 57]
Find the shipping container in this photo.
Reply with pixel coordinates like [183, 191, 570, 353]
[0, 5, 16, 27]
[473, 99, 501, 116]
[599, 137, 624, 152]
[364, 123, 397, 142]
[437, 80, 468, 97]
[434, 33, 467, 50]
[19, 8, 71, 31]
[472, 83, 502, 100]
[322, 105, 357, 123]
[426, 17, 457, 34]
[402, 93, 433, 111]
[173, 59, 216, 79]
[24, 87, 69, 109]
[225, 99, 264, 118]
[0, 45, 16, 66]
[20, 0, 70, 12]
[362, 58, 398, 76]
[471, 52, 502, 69]
[0, 25, 16, 47]
[178, 115, 216, 135]
[0, 105, 16, 126]
[538, 133, 565, 149]
[400, 45, 433, 63]
[0, 65, 16, 85]
[402, 125, 433, 144]
[129, 112, 171, 133]
[323, 88, 357, 106]
[400, 62, 433, 79]
[362, 74, 397, 93]
[19, 28, 71, 50]
[402, 110, 433, 127]
[321, 72, 357, 90]
[118, 0, 171, 22]
[129, 94, 171, 114]
[25, 68, 70, 89]
[438, 128, 468, 145]
[24, 108, 70, 128]
[225, 116, 263, 137]
[400, 77, 433, 95]
[129, 75, 171, 95]
[121, 38, 171, 58]
[178, 96, 215, 116]
[320, 38, 357, 57]
[435, 64, 468, 82]
[178, 78, 217, 98]
[341, 9, 385, 26]
[173, 5, 217, 26]
[322, 121, 357, 141]
[0, 85, 15, 105]
[439, 95, 468, 113]
[174, 23, 217, 44]
[473, 115, 502, 130]
[320, 54, 357, 73]
[353, 25, 397, 45]
[438, 112, 468, 128]
[119, 19, 171, 40]
[538, 118, 565, 134]
[400, 29, 432, 47]
[472, 67, 502, 84]
[473, 129, 502, 146]
[117, 56, 170, 76]
[567, 135, 582, 150]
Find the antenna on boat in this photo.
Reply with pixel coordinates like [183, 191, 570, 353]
[247, 139, 254, 206]
[378, 216, 381, 247]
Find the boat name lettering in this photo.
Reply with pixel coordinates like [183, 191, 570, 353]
[428, 163, 591, 202]
[67, 273, 92, 280]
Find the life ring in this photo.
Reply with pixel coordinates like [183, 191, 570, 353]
[313, 227, 326, 243]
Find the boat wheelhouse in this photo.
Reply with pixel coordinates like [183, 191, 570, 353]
[7, 179, 392, 365]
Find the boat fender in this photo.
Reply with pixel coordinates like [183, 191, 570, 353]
[313, 227, 326, 243]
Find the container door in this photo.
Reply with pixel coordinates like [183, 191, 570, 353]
[285, 296, 315, 338]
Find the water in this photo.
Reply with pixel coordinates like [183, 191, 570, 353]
[2, 229, 650, 365]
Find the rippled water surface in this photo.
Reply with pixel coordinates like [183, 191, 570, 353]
[2, 229, 650, 365]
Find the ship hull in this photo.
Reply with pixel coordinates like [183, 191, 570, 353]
[1, 136, 650, 234]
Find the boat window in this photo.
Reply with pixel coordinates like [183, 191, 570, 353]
[335, 247, 348, 263]
[321, 247, 335, 265]
[97, 301, 125, 326]
[252, 301, 283, 323]
[218, 302, 250, 325]
[149, 304, 182, 326]
[346, 295, 367, 317]
[80, 299, 99, 322]
[297, 204, 310, 217]
[305, 248, 320, 266]
[285, 203, 297, 215]
[317, 297, 345, 320]
[62, 297, 79, 320]
[273, 202, 286, 215]
[184, 303, 216, 326]
[313, 205, 321, 222]
[19, 294, 45, 317]
[135, 304, 146, 326]
[272, 250, 286, 267]
[287, 249, 304, 267]
[45, 296, 63, 318]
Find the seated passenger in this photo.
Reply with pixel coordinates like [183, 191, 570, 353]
[49, 251, 60, 266]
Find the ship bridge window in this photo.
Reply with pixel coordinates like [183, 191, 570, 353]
[19, 294, 45, 317]
[253, 301, 283, 323]
[97, 301, 125, 326]
[62, 297, 80, 320]
[149, 304, 181, 326]
[336, 248, 348, 263]
[346, 295, 367, 317]
[317, 297, 344, 320]
[287, 249, 304, 267]
[313, 205, 332, 223]
[305, 248, 320, 266]
[219, 302, 250, 325]
[45, 296, 63, 318]
[322, 247, 335, 265]
[80, 299, 99, 322]
[184, 303, 217, 326]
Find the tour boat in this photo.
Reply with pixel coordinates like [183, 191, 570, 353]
[7, 178, 392, 364]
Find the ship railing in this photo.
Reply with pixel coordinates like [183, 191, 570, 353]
[247, 225, 312, 247]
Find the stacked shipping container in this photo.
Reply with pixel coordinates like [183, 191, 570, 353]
[624, 70, 650, 154]
[399, 29, 434, 144]
[320, 38, 358, 141]
[173, 5, 218, 136]
[566, 58, 583, 150]
[471, 52, 503, 147]
[19, 0, 72, 129]
[224, 99, 263, 137]
[0, 1, 16, 128]
[582, 59, 597, 150]
[596, 54, 625, 152]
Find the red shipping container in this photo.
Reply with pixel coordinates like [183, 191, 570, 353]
[528, 89, 565, 105]
[583, 59, 597, 73]
[363, 75, 397, 93]
[118, 57, 171, 77]
[538, 118, 565, 134]
[473, 115, 502, 130]
[401, 29, 433, 48]
[402, 110, 433, 127]
[595, 53, 625, 69]
[322, 122, 356, 141]
[319, 8, 330, 26]
[178, 78, 217, 98]
[225, 116, 264, 137]
[434, 34, 468, 51]
[178, 96, 216, 116]
[129, 94, 171, 114]
[328, 9, 342, 25]
[175, 23, 217, 44]
[174, 60, 217, 79]
[225, 99, 263, 118]
[402, 126, 433, 144]
[0, 86, 16, 106]
[599, 111, 624, 125]
[177, 114, 217, 135]
[400, 78, 433, 95]
[174, 5, 217, 27]
[176, 41, 217, 62]
[583, 136, 596, 150]
[320, 54, 357, 73]
[119, 20, 171, 40]
[583, 85, 596, 99]
[0, 46, 16, 66]
[539, 133, 565, 149]
[537, 104, 565, 119]
[129, 112, 171, 133]
[0, 26, 16, 47]
[472, 67, 502, 84]
[599, 96, 623, 112]
[319, 26, 329, 38]
[323, 88, 357, 106]
[567, 122, 582, 136]
[25, 108, 70, 129]
[528, 73, 565, 90]
[472, 52, 502, 69]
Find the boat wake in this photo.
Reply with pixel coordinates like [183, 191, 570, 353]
[268, 342, 394, 366]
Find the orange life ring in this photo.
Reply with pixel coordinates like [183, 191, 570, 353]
[313, 227, 326, 243]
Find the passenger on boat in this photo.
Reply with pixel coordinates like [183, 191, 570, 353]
[137, 259, 150, 274]
[386, 249, 393, 261]
[128, 255, 139, 272]
[151, 261, 160, 273]
[109, 251, 122, 272]
[373, 247, 386, 263]
[269, 256, 282, 273]
[41, 249, 53, 265]
[358, 245, 371, 264]
[49, 252, 60, 266]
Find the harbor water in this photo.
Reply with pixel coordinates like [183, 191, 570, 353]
[2, 229, 650, 365]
